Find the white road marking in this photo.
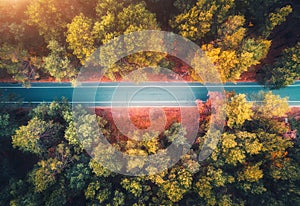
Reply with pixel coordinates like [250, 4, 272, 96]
[2, 100, 300, 103]
[1, 83, 300, 89]
[0, 85, 268, 89]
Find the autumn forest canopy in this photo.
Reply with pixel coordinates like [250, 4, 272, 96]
[0, 0, 299, 86]
[1, 0, 300, 205]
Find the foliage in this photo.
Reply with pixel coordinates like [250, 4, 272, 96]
[25, 0, 94, 42]
[173, 0, 198, 12]
[226, 94, 253, 129]
[30, 158, 62, 192]
[2, 91, 300, 205]
[1, 0, 300, 205]
[235, 0, 283, 30]
[12, 117, 49, 155]
[65, 162, 91, 191]
[254, 91, 289, 118]
[85, 179, 112, 205]
[263, 5, 293, 37]
[201, 19, 271, 81]
[43, 40, 77, 81]
[262, 42, 300, 89]
[0, 0, 295, 84]
[150, 166, 193, 202]
[93, 1, 158, 43]
[66, 14, 95, 64]
[0, 43, 38, 84]
[170, 0, 235, 42]
[0, 90, 28, 189]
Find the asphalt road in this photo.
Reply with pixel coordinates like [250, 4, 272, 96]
[1, 81, 300, 106]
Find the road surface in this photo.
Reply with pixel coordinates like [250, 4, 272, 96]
[1, 81, 299, 107]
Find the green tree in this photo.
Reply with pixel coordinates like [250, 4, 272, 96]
[93, 1, 158, 44]
[65, 162, 91, 191]
[26, 0, 65, 41]
[164, 122, 189, 147]
[66, 1, 163, 78]
[173, 0, 198, 12]
[0, 1, 45, 85]
[4, 97, 300, 205]
[0, 43, 38, 85]
[85, 179, 113, 205]
[64, 111, 108, 152]
[235, 0, 282, 30]
[121, 176, 152, 204]
[30, 99, 71, 123]
[93, 1, 163, 80]
[12, 117, 50, 155]
[30, 158, 63, 192]
[262, 42, 300, 89]
[43, 40, 78, 81]
[12, 100, 71, 155]
[263, 5, 293, 38]
[0, 0, 31, 43]
[170, 0, 235, 42]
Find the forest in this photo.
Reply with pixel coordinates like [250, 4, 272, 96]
[0, 0, 300, 205]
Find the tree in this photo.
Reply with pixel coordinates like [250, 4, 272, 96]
[149, 166, 193, 203]
[30, 99, 71, 123]
[173, 0, 198, 12]
[121, 176, 152, 204]
[95, 0, 134, 19]
[170, 0, 235, 42]
[192, 91, 298, 205]
[262, 42, 300, 89]
[0, 43, 39, 85]
[64, 111, 108, 152]
[43, 40, 78, 81]
[30, 158, 63, 192]
[12, 100, 71, 155]
[235, 0, 282, 30]
[164, 122, 189, 147]
[0, 1, 46, 85]
[94, 1, 164, 80]
[254, 91, 289, 118]
[92, 1, 158, 44]
[66, 14, 95, 64]
[226, 94, 253, 129]
[26, 0, 66, 41]
[85, 179, 113, 205]
[201, 16, 271, 82]
[3, 96, 300, 205]
[0, 0, 30, 43]
[263, 5, 293, 38]
[66, 1, 164, 78]
[65, 162, 91, 191]
[12, 117, 50, 155]
[5, 179, 42, 206]
[1, 0, 300, 204]
[25, 0, 96, 42]
[0, 89, 28, 193]
[0, 113, 11, 138]
[194, 127, 296, 205]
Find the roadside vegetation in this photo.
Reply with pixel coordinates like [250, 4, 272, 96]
[1, 92, 300, 205]
[0, 0, 299, 85]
